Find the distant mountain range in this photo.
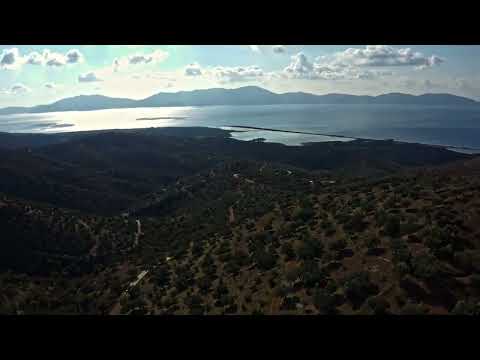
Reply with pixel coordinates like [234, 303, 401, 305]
[0, 86, 477, 115]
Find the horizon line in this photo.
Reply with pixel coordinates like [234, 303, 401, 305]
[0, 85, 477, 112]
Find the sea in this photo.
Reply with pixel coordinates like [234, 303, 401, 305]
[2, 103, 480, 151]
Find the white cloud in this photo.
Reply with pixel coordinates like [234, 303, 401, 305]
[9, 83, 31, 94]
[455, 77, 480, 96]
[128, 50, 169, 65]
[184, 63, 202, 76]
[283, 52, 394, 81]
[26, 51, 44, 65]
[109, 50, 169, 74]
[145, 72, 177, 81]
[249, 45, 287, 53]
[284, 53, 316, 78]
[402, 79, 417, 88]
[272, 45, 286, 54]
[332, 45, 444, 68]
[45, 52, 66, 67]
[113, 58, 121, 72]
[13, 48, 86, 68]
[212, 65, 264, 83]
[184, 63, 265, 83]
[129, 54, 151, 64]
[0, 48, 23, 69]
[456, 78, 470, 90]
[78, 72, 103, 82]
[281, 46, 443, 83]
[65, 49, 84, 64]
[421, 79, 443, 89]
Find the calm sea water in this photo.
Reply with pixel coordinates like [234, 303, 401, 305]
[1, 104, 480, 148]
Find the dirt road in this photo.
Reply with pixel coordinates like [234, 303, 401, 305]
[134, 219, 142, 247]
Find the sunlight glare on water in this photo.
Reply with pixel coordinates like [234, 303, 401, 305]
[2, 104, 480, 149]
[0, 107, 193, 133]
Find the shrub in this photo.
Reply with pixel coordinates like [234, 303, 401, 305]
[344, 210, 367, 233]
[225, 303, 238, 314]
[343, 271, 379, 309]
[285, 267, 301, 283]
[412, 252, 441, 280]
[295, 206, 315, 222]
[186, 294, 203, 308]
[274, 285, 292, 298]
[215, 282, 229, 298]
[451, 300, 480, 315]
[191, 242, 203, 256]
[313, 288, 336, 314]
[391, 238, 411, 264]
[376, 210, 388, 226]
[153, 270, 170, 287]
[281, 295, 300, 311]
[471, 274, 480, 289]
[255, 251, 276, 271]
[325, 280, 338, 294]
[400, 302, 428, 315]
[454, 251, 473, 273]
[425, 226, 449, 251]
[174, 277, 190, 293]
[218, 251, 232, 263]
[233, 249, 250, 267]
[295, 238, 324, 260]
[435, 244, 453, 261]
[301, 261, 326, 289]
[367, 296, 390, 315]
[197, 277, 211, 294]
[224, 261, 241, 276]
[329, 237, 347, 251]
[395, 261, 411, 277]
[281, 242, 295, 261]
[252, 308, 264, 315]
[215, 294, 234, 308]
[401, 222, 422, 236]
[384, 216, 401, 237]
[189, 305, 205, 315]
[364, 236, 380, 249]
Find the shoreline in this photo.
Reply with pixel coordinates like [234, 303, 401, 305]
[227, 125, 480, 152]
[3, 125, 480, 154]
[136, 117, 187, 121]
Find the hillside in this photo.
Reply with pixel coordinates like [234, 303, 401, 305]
[2, 157, 480, 315]
[0, 128, 471, 214]
[1, 127, 479, 315]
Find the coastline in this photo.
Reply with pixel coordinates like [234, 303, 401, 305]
[3, 125, 480, 154]
[227, 125, 480, 153]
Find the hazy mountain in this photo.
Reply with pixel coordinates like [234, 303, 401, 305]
[0, 86, 477, 115]
[137, 86, 280, 107]
[0, 95, 137, 115]
[374, 93, 479, 106]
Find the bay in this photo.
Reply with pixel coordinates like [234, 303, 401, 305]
[1, 103, 480, 148]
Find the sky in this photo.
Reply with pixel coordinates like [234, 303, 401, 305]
[1, 45, 480, 107]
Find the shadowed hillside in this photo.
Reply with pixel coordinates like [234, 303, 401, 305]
[1, 127, 479, 315]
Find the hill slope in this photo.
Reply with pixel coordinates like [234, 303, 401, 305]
[0, 129, 471, 214]
[2, 157, 480, 315]
[1, 128, 479, 315]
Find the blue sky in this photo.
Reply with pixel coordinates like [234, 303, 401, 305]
[1, 45, 479, 107]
